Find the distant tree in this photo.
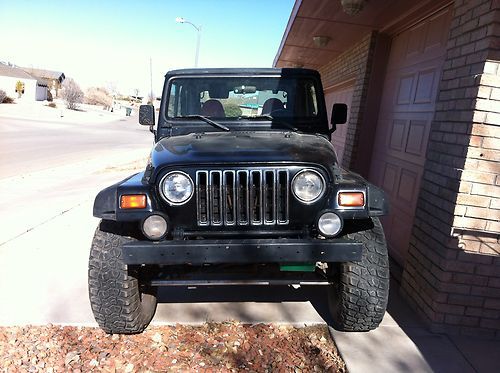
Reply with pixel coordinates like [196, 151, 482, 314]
[61, 78, 84, 110]
[85, 87, 113, 109]
[15, 81, 24, 98]
[224, 103, 242, 117]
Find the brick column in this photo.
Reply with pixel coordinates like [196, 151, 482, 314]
[401, 0, 500, 338]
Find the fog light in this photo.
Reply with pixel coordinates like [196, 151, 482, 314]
[318, 212, 342, 237]
[142, 215, 168, 240]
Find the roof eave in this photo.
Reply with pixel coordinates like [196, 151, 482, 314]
[273, 0, 303, 67]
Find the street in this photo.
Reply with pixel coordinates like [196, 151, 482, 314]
[0, 113, 326, 327]
[0, 115, 152, 178]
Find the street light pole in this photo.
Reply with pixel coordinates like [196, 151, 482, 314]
[175, 17, 202, 67]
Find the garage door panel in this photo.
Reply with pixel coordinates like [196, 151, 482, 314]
[375, 114, 432, 167]
[389, 119, 408, 152]
[373, 156, 423, 215]
[414, 69, 437, 104]
[381, 161, 399, 194]
[397, 74, 416, 105]
[406, 120, 428, 157]
[425, 10, 453, 54]
[325, 84, 355, 166]
[397, 168, 419, 205]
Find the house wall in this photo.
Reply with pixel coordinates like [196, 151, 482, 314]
[401, 0, 500, 338]
[0, 76, 37, 101]
[318, 32, 379, 171]
[317, 0, 500, 337]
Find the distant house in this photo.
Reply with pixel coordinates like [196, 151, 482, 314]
[0, 63, 48, 101]
[20, 67, 65, 98]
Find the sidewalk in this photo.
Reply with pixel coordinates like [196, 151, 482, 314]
[331, 279, 500, 373]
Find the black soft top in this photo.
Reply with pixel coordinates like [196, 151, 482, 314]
[165, 67, 320, 78]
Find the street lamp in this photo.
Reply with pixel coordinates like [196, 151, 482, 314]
[175, 17, 202, 67]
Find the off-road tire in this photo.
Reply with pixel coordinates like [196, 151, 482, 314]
[328, 217, 389, 331]
[88, 221, 157, 334]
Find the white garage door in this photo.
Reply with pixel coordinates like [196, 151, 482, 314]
[368, 8, 453, 265]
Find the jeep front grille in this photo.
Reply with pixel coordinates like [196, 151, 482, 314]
[196, 169, 289, 226]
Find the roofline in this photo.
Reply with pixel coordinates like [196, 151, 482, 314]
[273, 0, 303, 67]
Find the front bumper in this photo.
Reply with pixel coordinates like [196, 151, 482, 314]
[122, 238, 362, 265]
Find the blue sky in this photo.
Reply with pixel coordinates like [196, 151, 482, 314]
[0, 0, 294, 95]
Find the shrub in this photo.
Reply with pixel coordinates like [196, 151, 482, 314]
[85, 87, 113, 108]
[2, 96, 14, 104]
[61, 78, 84, 110]
[224, 103, 242, 117]
[47, 102, 57, 108]
[0, 89, 6, 103]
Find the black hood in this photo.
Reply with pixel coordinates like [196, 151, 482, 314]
[149, 131, 337, 174]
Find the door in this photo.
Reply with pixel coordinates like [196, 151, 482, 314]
[368, 8, 453, 265]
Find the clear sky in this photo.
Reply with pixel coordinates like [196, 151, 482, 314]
[0, 0, 294, 96]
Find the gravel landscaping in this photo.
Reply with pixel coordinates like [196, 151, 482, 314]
[0, 323, 345, 372]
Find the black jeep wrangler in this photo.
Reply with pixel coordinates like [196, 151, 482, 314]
[89, 68, 389, 334]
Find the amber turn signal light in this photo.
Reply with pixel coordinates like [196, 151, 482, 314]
[338, 192, 364, 207]
[120, 194, 147, 209]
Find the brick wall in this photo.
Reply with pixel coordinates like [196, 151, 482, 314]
[318, 32, 377, 170]
[401, 0, 500, 338]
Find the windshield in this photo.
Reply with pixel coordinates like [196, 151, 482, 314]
[166, 76, 319, 120]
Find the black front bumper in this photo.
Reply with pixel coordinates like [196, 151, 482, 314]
[122, 238, 362, 265]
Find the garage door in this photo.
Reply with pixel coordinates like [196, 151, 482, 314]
[325, 82, 355, 166]
[368, 8, 452, 265]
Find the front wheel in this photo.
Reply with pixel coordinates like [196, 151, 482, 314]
[327, 217, 390, 332]
[88, 220, 157, 334]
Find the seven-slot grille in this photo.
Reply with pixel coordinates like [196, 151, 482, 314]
[196, 169, 289, 226]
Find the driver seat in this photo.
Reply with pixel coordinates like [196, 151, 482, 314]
[201, 99, 225, 117]
[261, 98, 284, 115]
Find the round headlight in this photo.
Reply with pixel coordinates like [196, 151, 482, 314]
[292, 170, 325, 203]
[160, 171, 194, 205]
[142, 214, 168, 240]
[318, 212, 342, 237]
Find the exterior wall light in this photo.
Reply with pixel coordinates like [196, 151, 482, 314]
[313, 36, 331, 48]
[341, 0, 368, 16]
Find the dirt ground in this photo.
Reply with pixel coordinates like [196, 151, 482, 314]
[0, 323, 345, 372]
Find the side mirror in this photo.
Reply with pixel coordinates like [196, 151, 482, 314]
[139, 105, 155, 126]
[330, 103, 348, 133]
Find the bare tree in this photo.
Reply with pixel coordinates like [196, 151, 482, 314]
[85, 87, 113, 109]
[61, 78, 84, 110]
[0, 89, 6, 103]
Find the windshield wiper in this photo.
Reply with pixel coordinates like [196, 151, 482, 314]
[175, 115, 230, 132]
[239, 115, 298, 132]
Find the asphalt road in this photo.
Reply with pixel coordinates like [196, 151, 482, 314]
[0, 114, 327, 327]
[0, 115, 152, 179]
